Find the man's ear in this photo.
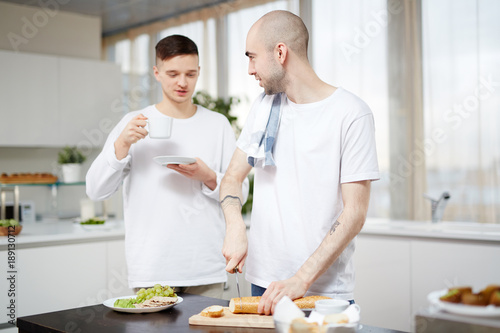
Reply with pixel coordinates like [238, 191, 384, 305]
[153, 65, 160, 81]
[275, 43, 287, 64]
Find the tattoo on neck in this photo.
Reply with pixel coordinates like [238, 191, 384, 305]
[330, 220, 341, 235]
[220, 195, 242, 210]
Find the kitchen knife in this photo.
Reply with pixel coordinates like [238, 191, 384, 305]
[234, 267, 242, 310]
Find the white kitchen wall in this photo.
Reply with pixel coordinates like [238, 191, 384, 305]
[0, 2, 124, 221]
[0, 1, 100, 59]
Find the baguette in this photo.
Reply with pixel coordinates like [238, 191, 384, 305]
[293, 295, 332, 309]
[229, 297, 260, 314]
[229, 295, 332, 314]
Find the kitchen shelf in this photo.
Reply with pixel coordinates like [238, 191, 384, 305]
[1, 182, 87, 220]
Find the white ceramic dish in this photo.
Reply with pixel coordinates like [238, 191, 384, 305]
[428, 289, 500, 317]
[274, 320, 361, 333]
[103, 295, 183, 313]
[73, 219, 114, 231]
[153, 156, 196, 166]
[274, 304, 361, 333]
[79, 224, 113, 231]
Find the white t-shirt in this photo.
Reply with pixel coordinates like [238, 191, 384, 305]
[86, 105, 246, 288]
[237, 87, 379, 300]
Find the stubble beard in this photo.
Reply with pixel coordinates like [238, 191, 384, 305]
[263, 63, 287, 96]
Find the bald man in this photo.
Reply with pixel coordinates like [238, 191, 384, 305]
[220, 10, 379, 314]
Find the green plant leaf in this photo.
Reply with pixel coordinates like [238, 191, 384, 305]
[58, 146, 86, 164]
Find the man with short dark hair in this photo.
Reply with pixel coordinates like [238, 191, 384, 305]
[87, 35, 248, 298]
[220, 11, 379, 314]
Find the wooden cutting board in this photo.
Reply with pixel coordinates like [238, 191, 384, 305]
[189, 307, 274, 328]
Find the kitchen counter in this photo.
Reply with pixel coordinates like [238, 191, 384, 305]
[2, 217, 498, 251]
[0, 219, 125, 250]
[17, 293, 407, 333]
[362, 218, 500, 242]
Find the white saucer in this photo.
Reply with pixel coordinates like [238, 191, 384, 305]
[153, 156, 196, 166]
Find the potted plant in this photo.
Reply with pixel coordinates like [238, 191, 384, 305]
[58, 146, 86, 183]
[192, 91, 241, 135]
[193, 91, 253, 215]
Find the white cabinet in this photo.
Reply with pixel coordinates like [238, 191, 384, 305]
[410, 240, 500, 315]
[354, 235, 411, 332]
[106, 240, 134, 298]
[17, 242, 108, 317]
[0, 238, 132, 326]
[58, 57, 122, 147]
[355, 234, 500, 332]
[0, 51, 59, 146]
[0, 50, 122, 147]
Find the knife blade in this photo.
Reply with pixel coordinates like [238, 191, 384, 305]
[234, 266, 242, 310]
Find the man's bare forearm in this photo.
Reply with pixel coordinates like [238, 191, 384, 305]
[295, 215, 363, 289]
[220, 175, 246, 227]
[295, 181, 371, 289]
[220, 148, 251, 227]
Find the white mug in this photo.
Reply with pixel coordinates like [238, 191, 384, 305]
[80, 199, 95, 221]
[148, 116, 173, 139]
[315, 299, 350, 315]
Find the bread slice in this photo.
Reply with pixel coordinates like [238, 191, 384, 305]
[289, 318, 319, 333]
[462, 293, 488, 306]
[200, 305, 224, 318]
[134, 296, 177, 308]
[323, 313, 349, 325]
[490, 291, 500, 306]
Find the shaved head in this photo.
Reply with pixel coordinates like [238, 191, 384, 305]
[251, 10, 309, 58]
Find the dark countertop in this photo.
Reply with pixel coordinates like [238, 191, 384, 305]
[17, 293, 407, 333]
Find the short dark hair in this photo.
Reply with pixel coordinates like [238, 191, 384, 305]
[155, 35, 198, 63]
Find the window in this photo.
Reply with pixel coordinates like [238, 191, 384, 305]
[422, 0, 500, 223]
[226, 1, 289, 129]
[312, 0, 390, 218]
[102, 0, 500, 223]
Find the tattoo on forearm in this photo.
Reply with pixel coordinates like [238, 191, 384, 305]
[330, 220, 341, 235]
[220, 195, 242, 210]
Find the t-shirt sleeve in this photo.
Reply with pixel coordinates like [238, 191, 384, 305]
[340, 113, 380, 183]
[85, 114, 133, 200]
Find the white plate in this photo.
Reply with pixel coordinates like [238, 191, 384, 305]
[103, 295, 183, 313]
[153, 156, 196, 166]
[73, 219, 114, 231]
[428, 289, 500, 317]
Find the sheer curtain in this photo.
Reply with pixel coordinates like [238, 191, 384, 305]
[226, 1, 289, 129]
[311, 0, 390, 218]
[422, 0, 500, 223]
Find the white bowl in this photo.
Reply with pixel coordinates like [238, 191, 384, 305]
[274, 319, 290, 333]
[275, 319, 360, 333]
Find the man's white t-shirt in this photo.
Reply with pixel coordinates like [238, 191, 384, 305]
[237, 87, 379, 300]
[86, 105, 246, 288]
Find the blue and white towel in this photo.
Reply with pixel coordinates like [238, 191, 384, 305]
[241, 93, 284, 168]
